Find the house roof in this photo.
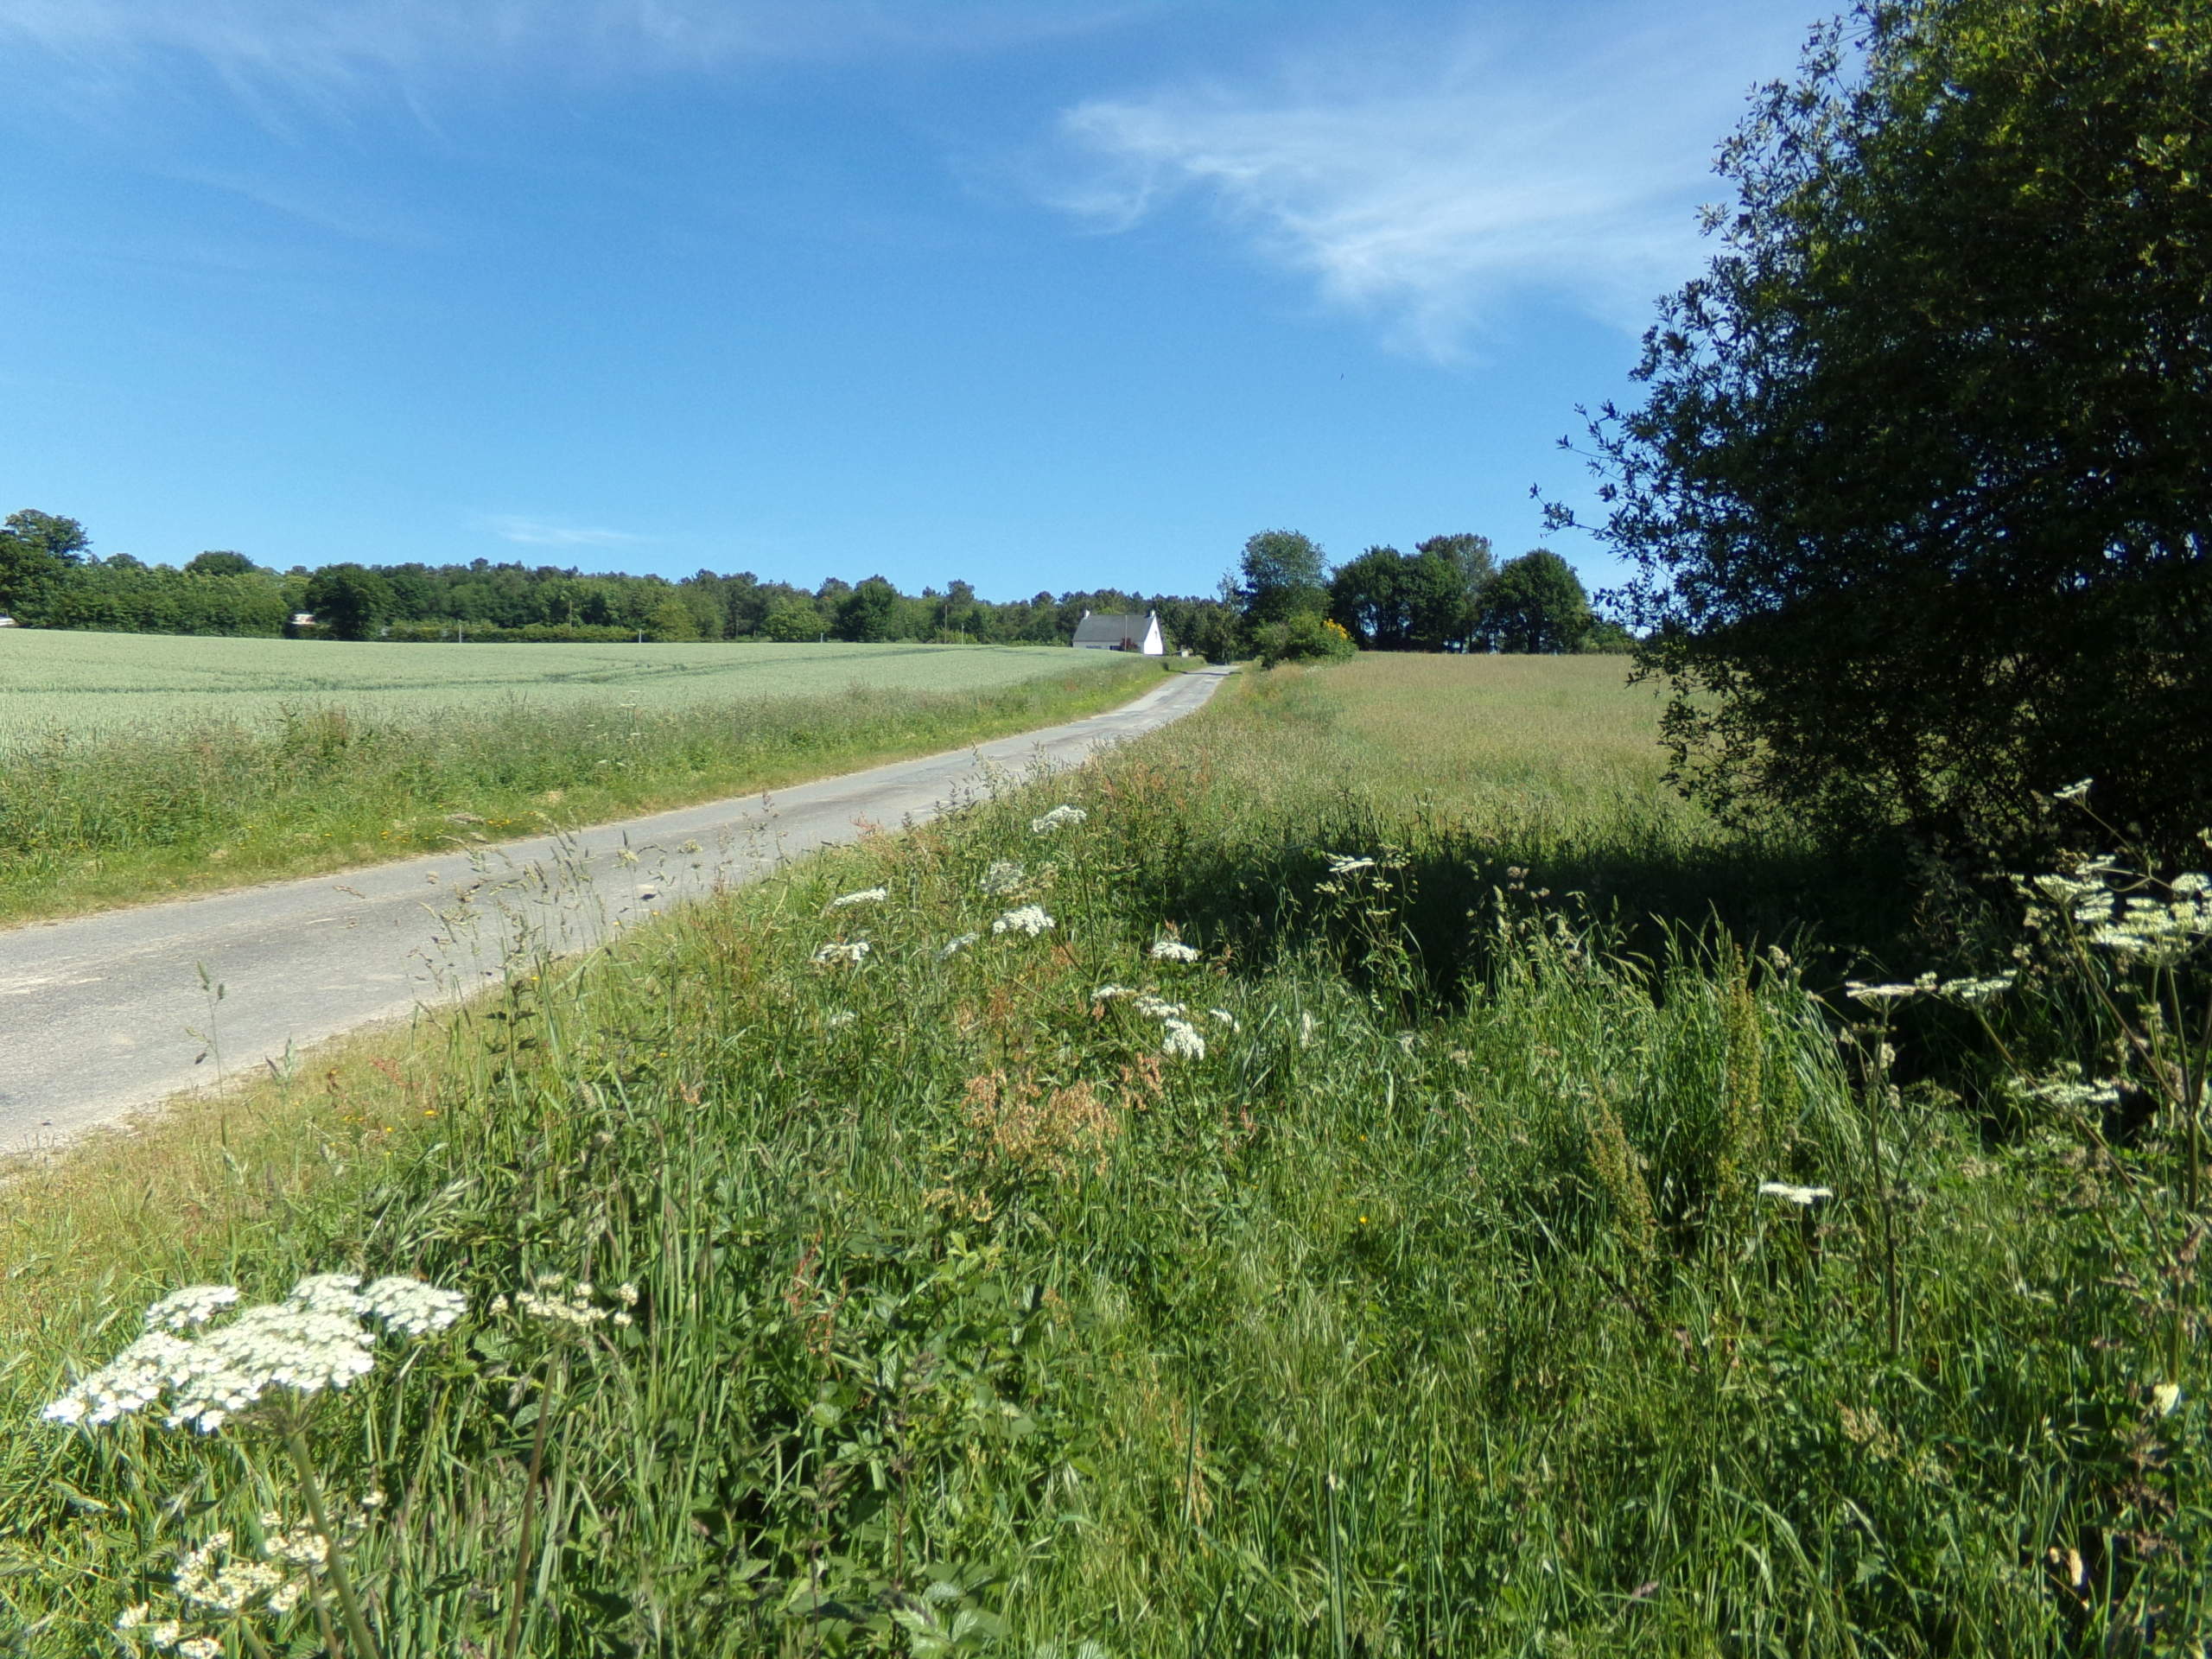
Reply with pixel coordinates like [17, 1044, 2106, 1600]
[1071, 611, 1154, 645]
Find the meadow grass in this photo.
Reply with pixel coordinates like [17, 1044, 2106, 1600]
[2, 658, 2202, 1656]
[0, 653, 1159, 925]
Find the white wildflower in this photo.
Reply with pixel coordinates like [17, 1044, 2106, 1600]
[936, 932, 980, 961]
[2053, 779, 2093, 803]
[1935, 975, 2015, 1003]
[1758, 1182, 1834, 1206]
[42, 1270, 463, 1434]
[2024, 1073, 2124, 1112]
[143, 1286, 241, 1334]
[1845, 982, 1923, 1004]
[1325, 854, 1376, 876]
[358, 1275, 467, 1338]
[261, 1519, 330, 1568]
[1029, 804, 1088, 834]
[516, 1279, 611, 1328]
[992, 905, 1054, 938]
[979, 861, 1027, 896]
[1092, 984, 1134, 1001]
[615, 1283, 639, 1306]
[2152, 1382, 2183, 1417]
[177, 1638, 222, 1659]
[117, 1605, 150, 1632]
[176, 1531, 288, 1616]
[825, 1009, 857, 1028]
[1131, 994, 1185, 1020]
[1208, 1008, 1240, 1031]
[488, 1294, 510, 1316]
[1160, 1019, 1206, 1061]
[1148, 939, 1201, 963]
[813, 940, 871, 966]
[1299, 1010, 1316, 1049]
[827, 887, 887, 910]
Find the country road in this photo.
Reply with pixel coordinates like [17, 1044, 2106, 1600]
[0, 666, 1233, 1156]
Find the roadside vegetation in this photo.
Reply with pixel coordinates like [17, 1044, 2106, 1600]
[0, 641, 1157, 925]
[6, 657, 2203, 1656]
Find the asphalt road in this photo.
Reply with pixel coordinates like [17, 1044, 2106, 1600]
[0, 666, 1232, 1155]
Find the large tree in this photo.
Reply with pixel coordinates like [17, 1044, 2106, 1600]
[303, 563, 397, 640]
[1475, 550, 1592, 654]
[0, 509, 90, 615]
[1328, 545, 1411, 649]
[1236, 530, 1329, 631]
[1573, 0, 2212, 851]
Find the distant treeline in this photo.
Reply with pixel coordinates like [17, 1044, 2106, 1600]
[0, 512, 1234, 651]
[0, 509, 1622, 661]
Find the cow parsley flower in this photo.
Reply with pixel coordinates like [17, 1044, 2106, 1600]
[2053, 779, 2093, 803]
[1935, 975, 2015, 1003]
[992, 906, 1054, 938]
[516, 1278, 612, 1328]
[1030, 804, 1088, 834]
[1845, 981, 1925, 1004]
[979, 861, 1027, 896]
[828, 887, 887, 910]
[1208, 1008, 1240, 1031]
[1092, 984, 1133, 1001]
[1148, 939, 1201, 963]
[936, 932, 980, 961]
[1325, 854, 1376, 876]
[813, 940, 871, 965]
[1758, 1182, 1834, 1206]
[41, 1271, 467, 1435]
[358, 1275, 467, 1338]
[1160, 1019, 1206, 1061]
[143, 1286, 242, 1334]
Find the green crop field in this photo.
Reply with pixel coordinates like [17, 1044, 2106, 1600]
[8, 655, 2201, 1655]
[0, 633, 1160, 924]
[0, 631, 1130, 740]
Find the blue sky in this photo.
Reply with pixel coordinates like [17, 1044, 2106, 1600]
[0, 0, 1821, 603]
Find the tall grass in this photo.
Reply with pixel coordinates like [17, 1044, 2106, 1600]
[0, 661, 1157, 924]
[3, 660, 2202, 1656]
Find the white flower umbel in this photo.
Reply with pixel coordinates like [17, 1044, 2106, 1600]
[1092, 984, 1134, 1001]
[1148, 939, 1200, 963]
[358, 1276, 467, 1338]
[1845, 981, 1927, 1004]
[41, 1271, 467, 1435]
[1325, 854, 1377, 876]
[813, 940, 871, 965]
[1029, 804, 1088, 834]
[1758, 1182, 1834, 1206]
[936, 932, 980, 961]
[827, 887, 887, 910]
[1209, 1008, 1240, 1030]
[1160, 1019, 1206, 1061]
[979, 861, 1027, 896]
[1131, 993, 1185, 1020]
[143, 1286, 242, 1334]
[992, 906, 1054, 938]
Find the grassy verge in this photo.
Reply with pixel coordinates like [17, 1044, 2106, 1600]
[0, 657, 1161, 925]
[3, 658, 2202, 1656]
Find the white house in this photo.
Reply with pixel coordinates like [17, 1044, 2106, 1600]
[1071, 609, 1165, 655]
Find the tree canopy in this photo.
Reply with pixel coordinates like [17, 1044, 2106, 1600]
[1475, 550, 1592, 654]
[1574, 0, 2212, 853]
[1236, 530, 1330, 629]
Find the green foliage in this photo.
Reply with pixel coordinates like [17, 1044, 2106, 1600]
[1576, 0, 2212, 853]
[1252, 611, 1357, 668]
[305, 563, 398, 641]
[1474, 548, 1591, 652]
[181, 550, 257, 577]
[1236, 529, 1330, 631]
[0, 508, 90, 615]
[835, 575, 901, 643]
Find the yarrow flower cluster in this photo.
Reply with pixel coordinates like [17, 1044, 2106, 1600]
[813, 940, 871, 965]
[43, 1274, 465, 1435]
[1148, 939, 1201, 963]
[1030, 804, 1088, 835]
[992, 906, 1054, 938]
[827, 887, 887, 910]
[978, 861, 1027, 896]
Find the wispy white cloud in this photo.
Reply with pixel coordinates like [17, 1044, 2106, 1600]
[482, 513, 648, 549]
[1047, 3, 1811, 359]
[0, 0, 1148, 107]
